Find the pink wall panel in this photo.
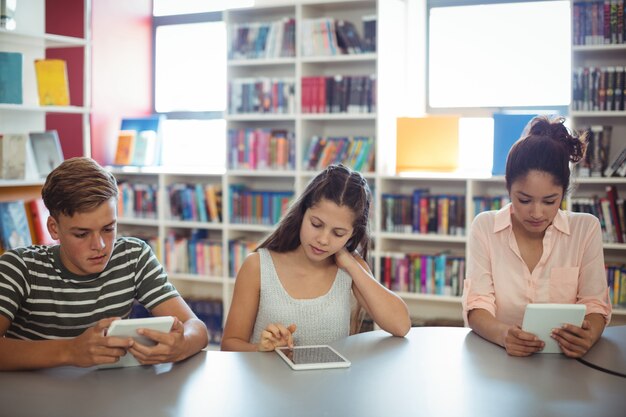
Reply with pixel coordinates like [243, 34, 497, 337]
[90, 0, 153, 165]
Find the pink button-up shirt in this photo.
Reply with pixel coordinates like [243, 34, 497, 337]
[462, 203, 612, 327]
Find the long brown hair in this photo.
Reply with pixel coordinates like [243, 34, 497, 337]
[257, 164, 372, 261]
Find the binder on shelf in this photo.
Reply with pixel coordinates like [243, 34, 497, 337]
[492, 113, 536, 176]
[34, 59, 70, 106]
[0, 201, 33, 251]
[0, 52, 23, 104]
[396, 116, 459, 173]
[28, 130, 64, 179]
[0, 133, 38, 180]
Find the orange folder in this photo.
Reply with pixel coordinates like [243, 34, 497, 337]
[396, 116, 460, 172]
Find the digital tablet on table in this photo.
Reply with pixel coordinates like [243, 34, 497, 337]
[99, 316, 175, 369]
[522, 303, 586, 354]
[275, 345, 351, 370]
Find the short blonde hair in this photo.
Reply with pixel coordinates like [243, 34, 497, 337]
[42, 157, 118, 218]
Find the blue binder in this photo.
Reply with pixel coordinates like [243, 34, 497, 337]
[492, 113, 537, 175]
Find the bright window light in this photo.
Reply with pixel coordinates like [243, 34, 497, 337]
[153, 0, 254, 16]
[155, 22, 226, 112]
[458, 117, 494, 175]
[429, 1, 571, 108]
[160, 119, 226, 170]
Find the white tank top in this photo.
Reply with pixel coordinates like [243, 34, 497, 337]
[251, 248, 352, 345]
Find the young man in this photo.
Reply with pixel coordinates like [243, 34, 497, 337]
[0, 157, 208, 370]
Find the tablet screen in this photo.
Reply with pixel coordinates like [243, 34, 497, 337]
[277, 346, 346, 365]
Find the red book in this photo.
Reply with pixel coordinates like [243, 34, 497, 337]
[28, 199, 57, 245]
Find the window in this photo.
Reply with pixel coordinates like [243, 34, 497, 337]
[152, 8, 227, 170]
[427, 0, 571, 174]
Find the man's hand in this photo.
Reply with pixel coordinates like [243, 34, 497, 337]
[70, 317, 134, 367]
[126, 318, 187, 365]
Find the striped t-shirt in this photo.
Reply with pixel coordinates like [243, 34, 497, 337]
[0, 237, 179, 340]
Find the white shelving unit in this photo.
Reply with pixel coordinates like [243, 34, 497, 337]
[0, 0, 92, 155]
[569, 0, 626, 325]
[114, 0, 626, 329]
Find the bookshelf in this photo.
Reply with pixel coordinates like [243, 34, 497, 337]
[569, 0, 626, 324]
[114, 0, 626, 334]
[0, 1, 91, 240]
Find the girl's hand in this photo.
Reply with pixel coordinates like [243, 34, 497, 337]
[334, 247, 356, 270]
[258, 323, 296, 352]
[551, 320, 594, 358]
[503, 326, 545, 357]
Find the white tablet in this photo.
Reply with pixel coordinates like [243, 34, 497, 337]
[99, 316, 175, 369]
[521, 303, 586, 354]
[275, 345, 351, 371]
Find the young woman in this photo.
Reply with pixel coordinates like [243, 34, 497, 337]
[462, 116, 612, 358]
[221, 164, 411, 352]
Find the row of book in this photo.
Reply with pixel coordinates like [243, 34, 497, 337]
[301, 75, 376, 114]
[130, 298, 224, 346]
[379, 252, 466, 297]
[381, 192, 466, 237]
[303, 135, 375, 172]
[572, 66, 625, 112]
[168, 183, 222, 223]
[576, 125, 614, 178]
[571, 185, 625, 244]
[607, 263, 626, 307]
[472, 196, 511, 218]
[228, 78, 296, 115]
[0, 199, 55, 253]
[227, 128, 295, 170]
[118, 182, 158, 219]
[572, 0, 625, 45]
[164, 237, 257, 277]
[0, 53, 69, 106]
[300, 17, 376, 56]
[0, 131, 63, 181]
[229, 185, 293, 226]
[164, 231, 224, 277]
[228, 18, 296, 60]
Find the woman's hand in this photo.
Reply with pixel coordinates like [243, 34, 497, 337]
[334, 247, 357, 270]
[551, 320, 594, 358]
[258, 323, 296, 352]
[503, 326, 545, 357]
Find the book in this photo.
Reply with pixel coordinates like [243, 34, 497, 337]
[27, 198, 57, 245]
[604, 146, 626, 177]
[335, 20, 363, 54]
[0, 201, 33, 251]
[0, 51, 23, 104]
[113, 130, 136, 166]
[34, 59, 70, 106]
[396, 116, 459, 172]
[28, 130, 64, 179]
[606, 186, 623, 243]
[132, 130, 158, 166]
[492, 113, 537, 176]
[120, 115, 165, 166]
[0, 133, 38, 180]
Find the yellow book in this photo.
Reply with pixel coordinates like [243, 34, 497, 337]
[34, 59, 70, 106]
[396, 116, 460, 172]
